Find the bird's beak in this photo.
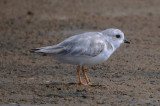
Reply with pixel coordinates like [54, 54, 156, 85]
[124, 39, 130, 44]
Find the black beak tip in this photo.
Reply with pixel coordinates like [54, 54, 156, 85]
[124, 39, 130, 44]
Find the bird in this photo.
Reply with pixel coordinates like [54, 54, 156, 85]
[31, 28, 130, 85]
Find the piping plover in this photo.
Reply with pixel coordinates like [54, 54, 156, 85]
[31, 28, 130, 85]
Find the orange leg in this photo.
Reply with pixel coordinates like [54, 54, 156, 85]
[77, 66, 84, 85]
[82, 66, 92, 85]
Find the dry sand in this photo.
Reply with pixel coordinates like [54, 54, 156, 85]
[0, 0, 160, 105]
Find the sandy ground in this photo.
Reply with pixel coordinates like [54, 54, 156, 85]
[0, 0, 160, 105]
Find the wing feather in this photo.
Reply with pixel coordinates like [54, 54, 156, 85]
[56, 32, 106, 57]
[32, 32, 112, 57]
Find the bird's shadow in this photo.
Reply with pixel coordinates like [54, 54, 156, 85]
[44, 82, 105, 88]
[44, 82, 77, 87]
[41, 82, 107, 98]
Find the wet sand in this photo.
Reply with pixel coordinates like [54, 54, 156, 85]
[0, 0, 160, 105]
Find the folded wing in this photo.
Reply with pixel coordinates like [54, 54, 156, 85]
[31, 32, 110, 57]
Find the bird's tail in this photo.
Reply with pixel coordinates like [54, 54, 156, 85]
[30, 48, 43, 53]
[30, 45, 64, 55]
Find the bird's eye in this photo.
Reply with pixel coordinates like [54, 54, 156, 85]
[116, 35, 121, 38]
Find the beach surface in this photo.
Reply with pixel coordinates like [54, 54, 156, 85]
[0, 0, 160, 105]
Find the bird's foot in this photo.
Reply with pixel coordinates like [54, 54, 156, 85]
[87, 82, 92, 85]
[78, 82, 85, 85]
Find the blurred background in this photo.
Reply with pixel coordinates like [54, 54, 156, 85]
[0, 0, 160, 105]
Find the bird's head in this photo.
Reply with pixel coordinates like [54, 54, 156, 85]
[102, 28, 130, 49]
